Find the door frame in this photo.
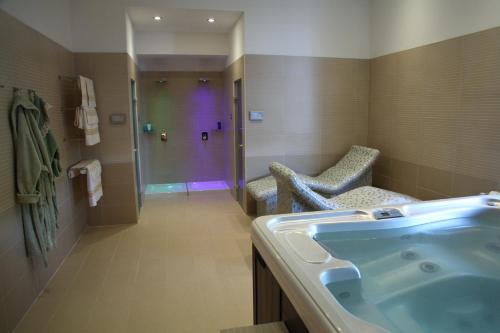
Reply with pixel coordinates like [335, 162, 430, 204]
[233, 79, 244, 207]
[131, 79, 143, 209]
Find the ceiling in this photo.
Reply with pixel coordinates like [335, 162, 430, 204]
[128, 7, 242, 33]
[138, 54, 228, 72]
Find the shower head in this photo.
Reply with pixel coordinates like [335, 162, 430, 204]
[198, 78, 210, 84]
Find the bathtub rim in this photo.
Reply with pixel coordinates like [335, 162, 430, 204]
[251, 193, 500, 333]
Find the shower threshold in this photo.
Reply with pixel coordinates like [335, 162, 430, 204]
[146, 180, 229, 195]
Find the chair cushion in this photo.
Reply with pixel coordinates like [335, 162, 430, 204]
[247, 174, 317, 201]
[246, 145, 379, 202]
[246, 176, 276, 201]
[330, 186, 419, 209]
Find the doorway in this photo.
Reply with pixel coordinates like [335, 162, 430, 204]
[131, 79, 142, 208]
[234, 79, 244, 206]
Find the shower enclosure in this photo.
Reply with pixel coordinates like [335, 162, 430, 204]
[140, 70, 228, 195]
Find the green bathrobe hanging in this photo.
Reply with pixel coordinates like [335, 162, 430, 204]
[10, 89, 61, 264]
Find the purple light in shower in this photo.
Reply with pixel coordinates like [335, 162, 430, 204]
[189, 78, 221, 180]
[188, 181, 228, 192]
[192, 82, 217, 116]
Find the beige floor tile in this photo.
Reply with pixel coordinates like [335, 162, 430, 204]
[15, 190, 253, 333]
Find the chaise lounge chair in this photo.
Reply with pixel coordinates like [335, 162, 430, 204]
[269, 162, 419, 214]
[246, 145, 380, 216]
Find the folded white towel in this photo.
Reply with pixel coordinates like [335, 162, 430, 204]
[86, 160, 103, 207]
[78, 76, 89, 108]
[85, 77, 97, 108]
[74, 106, 100, 146]
[75, 75, 100, 146]
[68, 159, 103, 207]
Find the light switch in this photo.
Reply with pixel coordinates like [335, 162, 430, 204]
[249, 111, 264, 121]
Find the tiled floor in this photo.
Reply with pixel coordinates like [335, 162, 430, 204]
[146, 182, 188, 194]
[15, 191, 253, 333]
[146, 181, 230, 195]
[187, 181, 229, 192]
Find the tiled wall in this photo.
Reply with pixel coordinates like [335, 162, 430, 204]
[244, 55, 370, 181]
[75, 53, 139, 225]
[369, 26, 500, 199]
[223, 57, 244, 198]
[140, 71, 225, 184]
[0, 10, 87, 332]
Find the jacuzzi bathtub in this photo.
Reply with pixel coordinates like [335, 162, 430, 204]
[251, 193, 500, 333]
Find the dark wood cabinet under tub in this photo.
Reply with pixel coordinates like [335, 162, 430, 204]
[252, 246, 310, 333]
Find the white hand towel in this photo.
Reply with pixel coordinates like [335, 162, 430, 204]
[85, 159, 103, 207]
[74, 106, 100, 145]
[77, 76, 89, 108]
[74, 75, 100, 146]
[74, 106, 84, 129]
[68, 160, 103, 207]
[85, 77, 97, 108]
[83, 106, 100, 145]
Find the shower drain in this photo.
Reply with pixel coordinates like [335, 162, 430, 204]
[420, 261, 440, 273]
[401, 250, 419, 260]
[485, 242, 500, 253]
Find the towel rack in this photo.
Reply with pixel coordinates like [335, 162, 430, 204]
[68, 160, 94, 179]
[58, 75, 77, 81]
[68, 165, 87, 179]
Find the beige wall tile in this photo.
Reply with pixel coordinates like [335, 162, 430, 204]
[372, 155, 391, 177]
[0, 207, 23, 258]
[99, 182, 136, 207]
[319, 153, 343, 171]
[245, 134, 287, 158]
[244, 54, 369, 182]
[389, 179, 419, 198]
[452, 174, 498, 197]
[372, 173, 392, 190]
[283, 133, 323, 156]
[416, 187, 449, 201]
[0, 299, 7, 333]
[283, 154, 323, 176]
[245, 93, 286, 136]
[141, 71, 225, 184]
[369, 26, 500, 199]
[390, 159, 418, 185]
[454, 145, 500, 182]
[74, 53, 139, 226]
[419, 141, 458, 171]
[101, 163, 135, 185]
[418, 166, 453, 196]
[246, 155, 285, 181]
[0, 10, 89, 331]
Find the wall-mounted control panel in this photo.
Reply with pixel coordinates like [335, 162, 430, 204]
[249, 111, 264, 121]
[202, 132, 208, 141]
[109, 113, 127, 125]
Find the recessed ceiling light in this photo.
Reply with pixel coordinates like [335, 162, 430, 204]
[207, 17, 216, 23]
[153, 16, 162, 21]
